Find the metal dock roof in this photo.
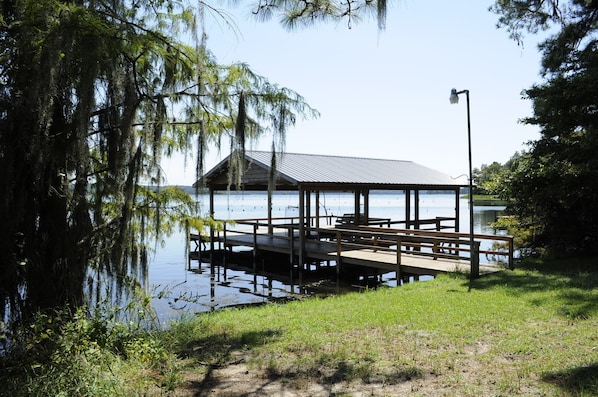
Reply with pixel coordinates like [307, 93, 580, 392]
[199, 150, 465, 190]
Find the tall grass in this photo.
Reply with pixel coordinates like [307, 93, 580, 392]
[0, 300, 179, 396]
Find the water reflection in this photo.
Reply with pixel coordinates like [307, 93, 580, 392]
[476, 206, 506, 234]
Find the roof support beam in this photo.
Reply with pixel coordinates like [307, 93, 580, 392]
[364, 189, 370, 221]
[315, 191, 321, 229]
[415, 189, 421, 229]
[298, 187, 305, 278]
[454, 188, 460, 232]
[354, 190, 361, 224]
[268, 189, 273, 234]
[405, 189, 411, 229]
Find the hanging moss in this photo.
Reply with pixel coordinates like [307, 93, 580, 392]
[0, 1, 319, 324]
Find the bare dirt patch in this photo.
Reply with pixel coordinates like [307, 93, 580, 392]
[179, 360, 428, 396]
[171, 347, 515, 397]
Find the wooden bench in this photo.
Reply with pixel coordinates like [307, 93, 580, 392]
[335, 213, 391, 227]
[335, 213, 358, 225]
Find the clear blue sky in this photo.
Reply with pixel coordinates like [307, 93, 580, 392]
[163, 0, 544, 185]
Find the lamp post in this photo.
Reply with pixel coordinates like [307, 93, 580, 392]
[449, 88, 478, 279]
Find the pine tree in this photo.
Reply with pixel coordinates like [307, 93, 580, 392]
[491, 0, 598, 253]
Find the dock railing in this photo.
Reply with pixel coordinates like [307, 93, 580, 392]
[333, 214, 457, 231]
[319, 227, 479, 270]
[196, 215, 514, 273]
[353, 225, 514, 270]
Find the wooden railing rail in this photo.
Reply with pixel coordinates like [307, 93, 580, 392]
[230, 215, 335, 226]
[327, 228, 482, 276]
[385, 217, 457, 230]
[323, 228, 474, 262]
[201, 218, 514, 275]
[356, 226, 514, 269]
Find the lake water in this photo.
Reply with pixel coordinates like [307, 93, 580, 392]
[149, 191, 506, 324]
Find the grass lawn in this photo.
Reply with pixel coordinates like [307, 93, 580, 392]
[165, 257, 598, 396]
[2, 256, 598, 396]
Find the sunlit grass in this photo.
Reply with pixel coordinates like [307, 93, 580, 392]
[3, 257, 598, 396]
[166, 259, 598, 395]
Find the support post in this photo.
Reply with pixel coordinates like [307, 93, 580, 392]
[405, 189, 411, 229]
[289, 226, 295, 292]
[354, 189, 361, 224]
[209, 188, 215, 265]
[315, 190, 320, 231]
[268, 188, 273, 235]
[253, 223, 258, 273]
[396, 236, 402, 286]
[298, 188, 305, 285]
[364, 189, 370, 222]
[454, 188, 460, 256]
[336, 230, 342, 278]
[223, 223, 227, 269]
[508, 238, 514, 270]
[187, 229, 192, 271]
[454, 188, 460, 232]
[414, 189, 420, 229]
[306, 189, 311, 228]
[471, 240, 480, 278]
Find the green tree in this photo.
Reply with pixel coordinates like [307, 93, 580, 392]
[0, 0, 319, 323]
[251, 0, 388, 30]
[473, 162, 504, 195]
[474, 152, 523, 196]
[491, 0, 598, 254]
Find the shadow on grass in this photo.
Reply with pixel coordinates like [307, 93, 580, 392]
[467, 256, 598, 320]
[178, 328, 282, 362]
[542, 362, 598, 396]
[266, 359, 424, 385]
[176, 329, 282, 396]
[181, 328, 425, 396]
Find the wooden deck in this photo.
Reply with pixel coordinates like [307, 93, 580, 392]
[192, 219, 513, 279]
[211, 232, 499, 276]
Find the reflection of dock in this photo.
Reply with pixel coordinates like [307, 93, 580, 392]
[190, 217, 513, 283]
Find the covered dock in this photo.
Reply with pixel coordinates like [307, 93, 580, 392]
[193, 151, 513, 281]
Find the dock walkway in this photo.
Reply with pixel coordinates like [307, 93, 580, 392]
[192, 218, 513, 279]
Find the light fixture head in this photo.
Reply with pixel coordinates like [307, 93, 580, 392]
[449, 88, 459, 104]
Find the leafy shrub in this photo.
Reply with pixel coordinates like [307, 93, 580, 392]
[0, 301, 178, 396]
[491, 215, 540, 258]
